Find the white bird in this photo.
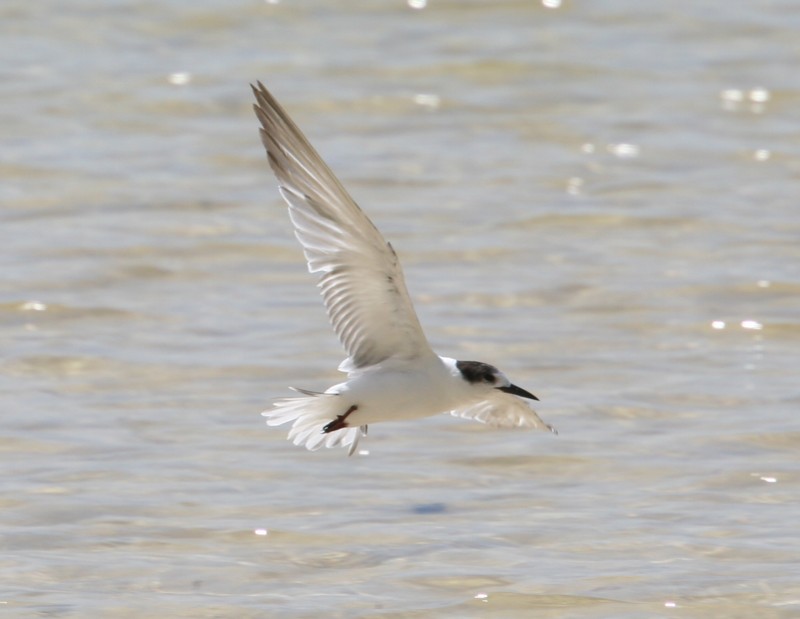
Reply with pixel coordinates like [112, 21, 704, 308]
[252, 82, 555, 455]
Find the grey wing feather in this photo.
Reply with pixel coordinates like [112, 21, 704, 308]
[450, 392, 557, 433]
[252, 82, 434, 370]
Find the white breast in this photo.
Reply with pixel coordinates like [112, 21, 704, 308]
[332, 356, 473, 425]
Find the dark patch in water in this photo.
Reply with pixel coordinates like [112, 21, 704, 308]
[412, 502, 447, 515]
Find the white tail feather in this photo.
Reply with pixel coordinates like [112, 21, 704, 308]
[263, 391, 366, 455]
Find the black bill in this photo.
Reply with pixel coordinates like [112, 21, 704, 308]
[498, 384, 539, 401]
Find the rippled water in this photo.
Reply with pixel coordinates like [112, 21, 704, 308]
[3, 0, 800, 617]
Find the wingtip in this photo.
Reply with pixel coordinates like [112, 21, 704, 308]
[251, 80, 271, 113]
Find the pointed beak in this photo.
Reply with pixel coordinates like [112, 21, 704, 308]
[498, 384, 539, 401]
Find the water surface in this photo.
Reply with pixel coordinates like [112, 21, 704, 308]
[2, 1, 799, 617]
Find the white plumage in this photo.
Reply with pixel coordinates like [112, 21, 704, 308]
[252, 82, 555, 455]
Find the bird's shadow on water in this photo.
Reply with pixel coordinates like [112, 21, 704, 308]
[410, 502, 448, 515]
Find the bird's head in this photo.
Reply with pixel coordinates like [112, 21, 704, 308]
[454, 360, 539, 401]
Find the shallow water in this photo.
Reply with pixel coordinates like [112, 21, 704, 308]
[3, 0, 800, 617]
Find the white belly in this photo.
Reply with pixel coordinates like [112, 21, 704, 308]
[329, 357, 470, 426]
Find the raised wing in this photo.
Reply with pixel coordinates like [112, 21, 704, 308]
[252, 82, 435, 370]
[449, 391, 556, 433]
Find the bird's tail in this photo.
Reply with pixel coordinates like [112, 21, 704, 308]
[262, 389, 366, 456]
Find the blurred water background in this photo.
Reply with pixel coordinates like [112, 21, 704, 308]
[2, 0, 800, 617]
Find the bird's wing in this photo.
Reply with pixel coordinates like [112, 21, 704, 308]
[252, 82, 435, 370]
[449, 391, 556, 433]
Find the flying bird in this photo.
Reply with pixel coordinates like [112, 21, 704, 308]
[252, 82, 555, 455]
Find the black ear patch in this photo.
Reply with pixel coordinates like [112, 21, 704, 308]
[456, 360, 498, 384]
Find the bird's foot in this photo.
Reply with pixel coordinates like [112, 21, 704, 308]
[322, 405, 358, 434]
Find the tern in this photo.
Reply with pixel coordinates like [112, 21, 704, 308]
[252, 82, 555, 455]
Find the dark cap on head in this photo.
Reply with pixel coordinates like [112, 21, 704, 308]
[456, 360, 499, 384]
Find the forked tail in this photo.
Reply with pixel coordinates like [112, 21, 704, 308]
[263, 390, 367, 456]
